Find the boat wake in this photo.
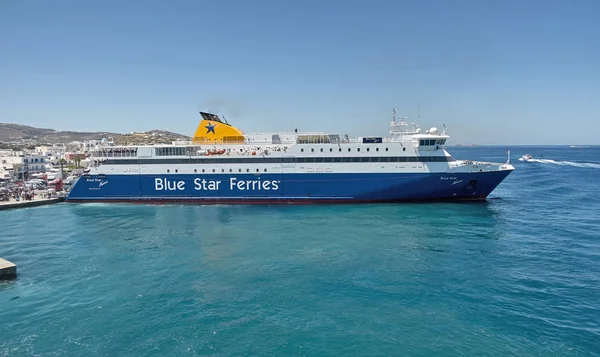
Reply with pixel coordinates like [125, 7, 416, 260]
[527, 159, 600, 169]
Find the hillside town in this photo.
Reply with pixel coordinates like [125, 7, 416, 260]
[0, 123, 190, 202]
[0, 138, 110, 202]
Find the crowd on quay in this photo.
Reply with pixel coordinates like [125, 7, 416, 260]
[0, 184, 62, 203]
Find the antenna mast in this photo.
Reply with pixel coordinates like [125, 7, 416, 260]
[392, 108, 397, 122]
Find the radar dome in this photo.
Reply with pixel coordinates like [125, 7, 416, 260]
[429, 127, 438, 135]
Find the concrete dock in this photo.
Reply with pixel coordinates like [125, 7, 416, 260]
[0, 197, 65, 211]
[0, 258, 17, 279]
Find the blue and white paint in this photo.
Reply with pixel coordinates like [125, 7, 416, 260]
[66, 112, 515, 204]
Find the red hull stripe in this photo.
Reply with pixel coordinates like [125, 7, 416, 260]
[66, 196, 488, 205]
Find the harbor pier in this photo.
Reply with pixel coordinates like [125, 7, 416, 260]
[0, 258, 17, 279]
[0, 197, 65, 211]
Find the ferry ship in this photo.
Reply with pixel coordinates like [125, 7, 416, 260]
[66, 110, 514, 204]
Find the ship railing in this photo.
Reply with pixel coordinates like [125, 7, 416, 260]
[148, 145, 294, 158]
[193, 138, 298, 145]
[243, 138, 298, 145]
[295, 138, 350, 144]
[243, 137, 417, 145]
[89, 149, 138, 158]
[245, 131, 327, 135]
[189, 146, 292, 157]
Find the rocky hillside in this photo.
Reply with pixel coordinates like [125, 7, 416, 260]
[0, 123, 189, 145]
[113, 130, 190, 145]
[0, 123, 59, 141]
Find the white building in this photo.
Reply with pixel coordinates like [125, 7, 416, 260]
[0, 151, 47, 180]
[36, 144, 65, 156]
[35, 145, 67, 167]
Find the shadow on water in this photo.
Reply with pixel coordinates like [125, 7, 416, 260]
[61, 201, 512, 279]
[67, 199, 508, 234]
[0, 280, 18, 293]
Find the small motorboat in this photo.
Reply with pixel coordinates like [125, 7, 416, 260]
[519, 154, 533, 162]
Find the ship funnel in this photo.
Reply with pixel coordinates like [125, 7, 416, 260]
[192, 111, 245, 144]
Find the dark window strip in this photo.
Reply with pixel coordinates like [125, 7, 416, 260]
[103, 156, 451, 165]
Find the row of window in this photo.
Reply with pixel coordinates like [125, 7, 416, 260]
[91, 149, 137, 157]
[105, 156, 452, 165]
[419, 139, 446, 146]
[301, 147, 398, 153]
[14, 165, 44, 171]
[168, 168, 270, 174]
[154, 146, 402, 157]
[23, 158, 45, 163]
[155, 147, 189, 156]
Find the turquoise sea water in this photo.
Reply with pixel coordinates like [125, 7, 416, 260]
[1, 146, 599, 356]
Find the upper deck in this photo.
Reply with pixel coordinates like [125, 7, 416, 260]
[87, 109, 449, 160]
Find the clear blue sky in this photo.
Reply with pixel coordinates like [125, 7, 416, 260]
[1, 0, 599, 145]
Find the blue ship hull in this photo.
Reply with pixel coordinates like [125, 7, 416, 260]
[66, 171, 512, 204]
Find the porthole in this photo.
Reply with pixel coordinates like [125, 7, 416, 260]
[256, 168, 260, 172]
[247, 169, 250, 172]
[301, 149, 304, 152]
[330, 148, 333, 152]
[229, 169, 232, 172]
[175, 169, 178, 173]
[357, 148, 360, 152]
[348, 148, 351, 152]
[376, 148, 379, 152]
[339, 148, 342, 152]
[311, 148, 314, 152]
[212, 169, 215, 173]
[403, 148, 406, 151]
[167, 169, 170, 173]
[194, 169, 197, 173]
[264, 168, 267, 172]
[385, 148, 389, 151]
[367, 148, 370, 152]
[320, 148, 323, 152]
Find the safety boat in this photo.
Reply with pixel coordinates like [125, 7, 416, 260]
[519, 154, 533, 162]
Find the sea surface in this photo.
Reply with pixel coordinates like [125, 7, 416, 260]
[1, 146, 599, 356]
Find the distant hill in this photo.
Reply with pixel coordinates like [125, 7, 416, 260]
[0, 123, 189, 145]
[114, 130, 190, 145]
[0, 123, 59, 141]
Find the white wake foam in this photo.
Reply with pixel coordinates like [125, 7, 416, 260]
[526, 159, 600, 169]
